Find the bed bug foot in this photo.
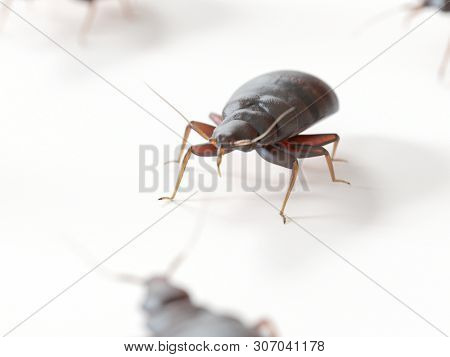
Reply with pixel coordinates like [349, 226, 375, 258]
[158, 196, 174, 201]
[280, 212, 288, 224]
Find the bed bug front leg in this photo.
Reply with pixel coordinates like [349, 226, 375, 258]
[168, 121, 216, 165]
[159, 143, 221, 201]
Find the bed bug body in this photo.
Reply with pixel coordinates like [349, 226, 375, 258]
[142, 277, 275, 337]
[156, 70, 349, 223]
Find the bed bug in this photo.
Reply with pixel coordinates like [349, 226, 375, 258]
[0, 0, 133, 36]
[141, 277, 276, 337]
[409, 1, 450, 77]
[100, 242, 277, 337]
[148, 70, 350, 223]
[79, 0, 133, 36]
[360, 1, 450, 77]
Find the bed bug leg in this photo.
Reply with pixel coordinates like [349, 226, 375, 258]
[159, 148, 193, 200]
[403, 3, 425, 27]
[253, 319, 278, 337]
[160, 143, 219, 200]
[119, 0, 133, 19]
[79, 2, 97, 41]
[208, 112, 223, 126]
[164, 121, 216, 165]
[325, 151, 350, 185]
[0, 0, 13, 31]
[438, 39, 450, 79]
[331, 137, 339, 160]
[279, 160, 299, 224]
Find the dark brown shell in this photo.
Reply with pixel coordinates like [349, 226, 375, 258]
[222, 70, 339, 145]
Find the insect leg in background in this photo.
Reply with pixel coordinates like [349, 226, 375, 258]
[359, 1, 450, 78]
[438, 38, 450, 78]
[79, 0, 134, 39]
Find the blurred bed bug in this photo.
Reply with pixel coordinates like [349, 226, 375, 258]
[147, 70, 350, 223]
[79, 0, 133, 37]
[141, 277, 276, 337]
[100, 240, 277, 337]
[409, 1, 450, 77]
[359, 0, 450, 77]
[0, 0, 133, 36]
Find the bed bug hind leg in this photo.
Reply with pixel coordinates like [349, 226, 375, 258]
[159, 143, 219, 201]
[278, 137, 350, 186]
[279, 160, 299, 224]
[165, 121, 216, 165]
[323, 149, 350, 185]
[281, 133, 344, 161]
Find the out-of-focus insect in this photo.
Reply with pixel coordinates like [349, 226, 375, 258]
[141, 277, 276, 337]
[100, 237, 277, 337]
[147, 70, 349, 223]
[0, 0, 133, 36]
[359, 1, 450, 77]
[79, 0, 133, 36]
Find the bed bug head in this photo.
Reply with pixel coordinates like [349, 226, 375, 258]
[211, 107, 296, 149]
[209, 107, 295, 176]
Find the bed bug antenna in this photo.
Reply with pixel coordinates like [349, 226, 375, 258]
[144, 82, 210, 140]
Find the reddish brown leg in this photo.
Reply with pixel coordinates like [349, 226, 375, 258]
[79, 1, 97, 41]
[283, 142, 350, 185]
[160, 143, 220, 201]
[168, 121, 216, 165]
[404, 3, 425, 27]
[209, 112, 223, 126]
[282, 133, 341, 160]
[119, 0, 133, 19]
[254, 319, 278, 337]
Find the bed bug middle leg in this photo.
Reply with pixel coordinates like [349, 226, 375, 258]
[285, 143, 350, 185]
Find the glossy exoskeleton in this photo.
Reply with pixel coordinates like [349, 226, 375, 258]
[157, 70, 349, 223]
[142, 277, 276, 337]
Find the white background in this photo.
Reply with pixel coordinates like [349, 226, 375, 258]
[0, 0, 449, 340]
